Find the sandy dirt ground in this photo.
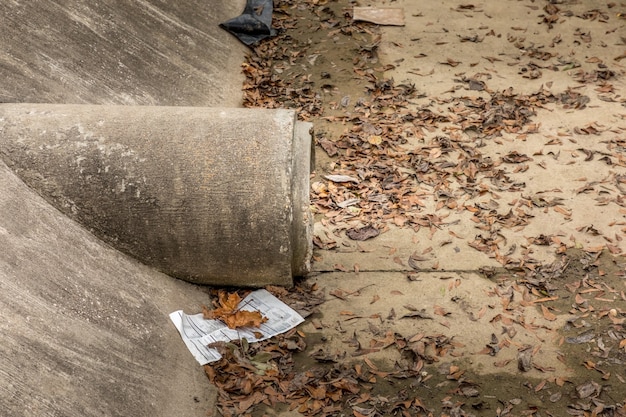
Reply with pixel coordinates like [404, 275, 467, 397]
[203, 1, 626, 416]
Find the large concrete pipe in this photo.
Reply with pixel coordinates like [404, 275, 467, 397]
[0, 104, 313, 286]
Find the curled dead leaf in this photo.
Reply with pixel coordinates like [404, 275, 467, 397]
[441, 58, 461, 67]
[203, 291, 268, 329]
[541, 305, 557, 321]
[325, 174, 359, 184]
[408, 251, 429, 270]
[517, 347, 533, 372]
[576, 380, 601, 399]
[346, 225, 380, 241]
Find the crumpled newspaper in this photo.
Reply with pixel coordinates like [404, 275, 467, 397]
[170, 289, 304, 365]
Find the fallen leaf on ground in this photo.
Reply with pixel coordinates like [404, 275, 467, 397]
[203, 291, 268, 329]
[346, 225, 380, 241]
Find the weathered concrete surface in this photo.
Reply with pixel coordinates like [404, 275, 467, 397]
[0, 0, 274, 415]
[302, 271, 571, 379]
[370, 0, 626, 270]
[0, 0, 247, 107]
[0, 104, 313, 286]
[302, 0, 626, 407]
[0, 158, 214, 417]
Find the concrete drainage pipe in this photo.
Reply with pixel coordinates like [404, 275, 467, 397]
[0, 104, 313, 287]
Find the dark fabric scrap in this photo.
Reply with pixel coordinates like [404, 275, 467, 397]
[220, 0, 277, 46]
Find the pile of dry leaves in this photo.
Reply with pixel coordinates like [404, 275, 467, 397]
[205, 333, 468, 417]
[202, 256, 626, 417]
[204, 283, 471, 417]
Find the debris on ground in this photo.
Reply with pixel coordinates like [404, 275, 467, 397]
[171, 289, 308, 364]
[199, 0, 626, 415]
[203, 290, 268, 329]
[352, 7, 406, 26]
[220, 0, 277, 46]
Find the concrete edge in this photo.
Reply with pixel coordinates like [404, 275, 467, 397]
[291, 120, 314, 277]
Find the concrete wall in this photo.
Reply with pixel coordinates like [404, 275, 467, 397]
[0, 0, 247, 106]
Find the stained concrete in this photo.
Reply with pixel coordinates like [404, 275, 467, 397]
[0, 159, 215, 417]
[299, 0, 626, 413]
[0, 104, 312, 286]
[0, 0, 247, 107]
[0, 0, 254, 416]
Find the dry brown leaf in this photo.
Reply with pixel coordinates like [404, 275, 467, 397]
[494, 359, 513, 367]
[203, 291, 268, 329]
[434, 305, 451, 316]
[346, 225, 380, 241]
[553, 206, 572, 217]
[534, 380, 547, 392]
[555, 376, 567, 386]
[330, 289, 347, 300]
[334, 263, 349, 271]
[541, 305, 556, 321]
[441, 58, 461, 67]
[584, 245, 605, 253]
[533, 296, 559, 304]
[222, 310, 268, 330]
[318, 138, 339, 157]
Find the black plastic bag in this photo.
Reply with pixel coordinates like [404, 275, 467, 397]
[220, 0, 277, 46]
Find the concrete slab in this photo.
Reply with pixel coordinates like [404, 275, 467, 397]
[311, 0, 625, 275]
[303, 271, 571, 378]
[0, 159, 213, 417]
[0, 0, 247, 106]
[373, 0, 626, 265]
